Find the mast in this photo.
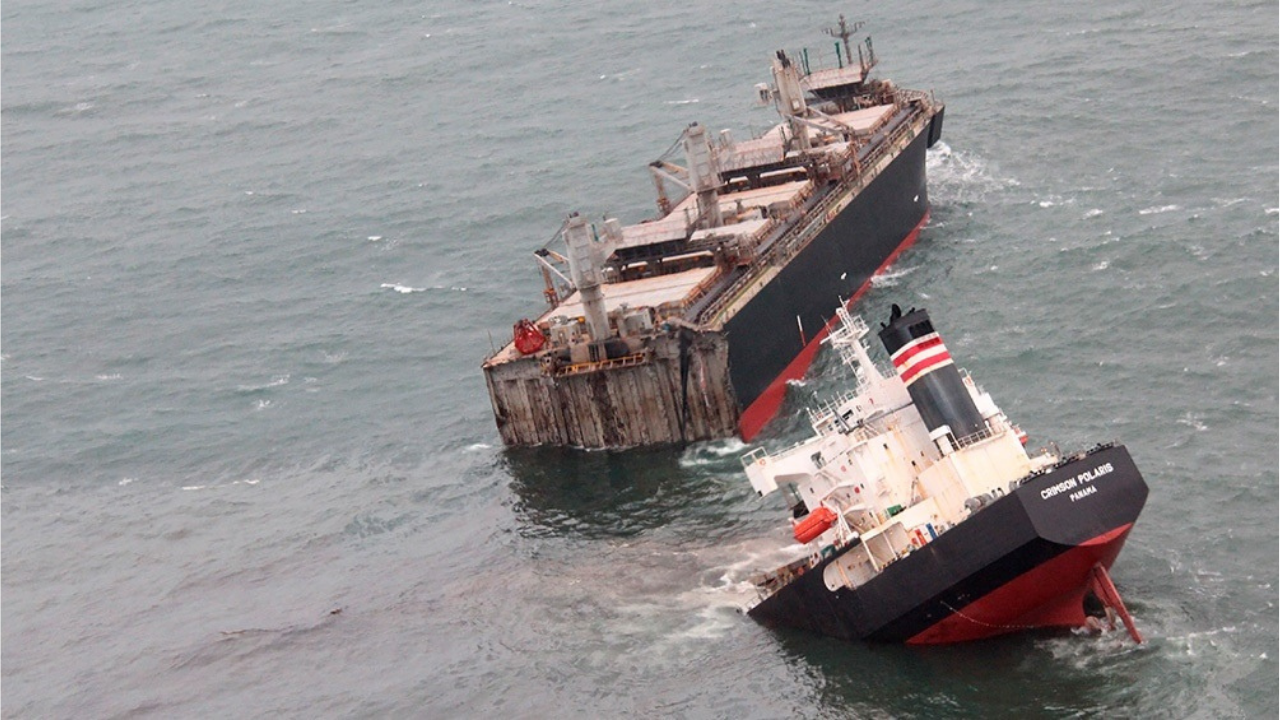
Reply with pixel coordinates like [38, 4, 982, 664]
[824, 14, 860, 67]
[681, 122, 723, 228]
[563, 213, 610, 347]
[770, 51, 810, 151]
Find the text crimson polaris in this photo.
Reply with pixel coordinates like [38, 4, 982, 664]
[1039, 462, 1115, 501]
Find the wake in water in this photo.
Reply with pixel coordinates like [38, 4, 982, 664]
[678, 437, 748, 468]
[870, 264, 918, 288]
[568, 534, 808, 653]
[926, 141, 1021, 206]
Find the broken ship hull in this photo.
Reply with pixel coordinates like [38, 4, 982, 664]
[726, 120, 937, 440]
[485, 113, 943, 448]
[747, 444, 1148, 644]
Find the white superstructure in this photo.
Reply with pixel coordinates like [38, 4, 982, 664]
[741, 308, 1057, 599]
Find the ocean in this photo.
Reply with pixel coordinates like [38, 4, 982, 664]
[2, 0, 1276, 716]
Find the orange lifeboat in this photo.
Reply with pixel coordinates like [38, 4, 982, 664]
[792, 506, 837, 544]
[513, 319, 546, 355]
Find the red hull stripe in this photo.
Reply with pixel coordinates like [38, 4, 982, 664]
[739, 210, 930, 441]
[905, 524, 1136, 645]
[899, 350, 953, 385]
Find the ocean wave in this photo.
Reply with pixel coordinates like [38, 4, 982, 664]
[871, 265, 917, 288]
[381, 283, 425, 294]
[678, 438, 749, 469]
[1213, 197, 1248, 208]
[237, 374, 290, 392]
[56, 102, 95, 115]
[1177, 412, 1208, 432]
[1139, 204, 1180, 215]
[925, 141, 1020, 204]
[701, 438, 748, 458]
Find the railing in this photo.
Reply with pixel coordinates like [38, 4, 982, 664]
[551, 351, 650, 378]
[741, 446, 770, 468]
[806, 389, 859, 428]
[696, 104, 929, 327]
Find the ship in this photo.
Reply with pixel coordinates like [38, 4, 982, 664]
[739, 304, 1148, 644]
[482, 17, 946, 448]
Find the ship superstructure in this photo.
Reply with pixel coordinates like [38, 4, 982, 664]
[740, 305, 1147, 644]
[483, 17, 945, 448]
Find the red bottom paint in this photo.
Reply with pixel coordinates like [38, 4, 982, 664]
[906, 524, 1136, 645]
[739, 210, 931, 441]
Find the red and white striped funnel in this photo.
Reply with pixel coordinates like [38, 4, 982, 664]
[878, 305, 986, 444]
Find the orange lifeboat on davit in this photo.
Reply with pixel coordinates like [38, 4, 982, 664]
[513, 319, 545, 355]
[792, 506, 837, 544]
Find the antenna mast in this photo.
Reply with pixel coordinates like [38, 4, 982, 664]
[824, 14, 864, 67]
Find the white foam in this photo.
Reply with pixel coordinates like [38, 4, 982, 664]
[710, 438, 748, 457]
[1092, 260, 1110, 271]
[1084, 208, 1104, 219]
[1139, 204, 1180, 215]
[381, 283, 425, 294]
[871, 265, 917, 288]
[96, 374, 122, 381]
[367, 235, 383, 241]
[118, 478, 135, 486]
[925, 142, 1020, 203]
[1177, 412, 1208, 432]
[664, 99, 700, 105]
[237, 374, 290, 392]
[679, 438, 749, 468]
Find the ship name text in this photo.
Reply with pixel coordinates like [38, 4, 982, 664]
[1039, 462, 1115, 501]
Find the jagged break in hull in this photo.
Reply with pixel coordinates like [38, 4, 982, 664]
[482, 22, 946, 449]
[727, 123, 936, 439]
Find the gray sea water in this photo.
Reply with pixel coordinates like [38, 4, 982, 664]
[3, 1, 1277, 717]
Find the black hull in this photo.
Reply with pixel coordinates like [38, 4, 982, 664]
[747, 444, 1148, 644]
[725, 125, 933, 427]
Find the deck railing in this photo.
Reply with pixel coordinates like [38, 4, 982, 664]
[696, 103, 930, 326]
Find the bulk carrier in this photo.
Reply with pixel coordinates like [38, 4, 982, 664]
[740, 305, 1148, 644]
[483, 17, 945, 448]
